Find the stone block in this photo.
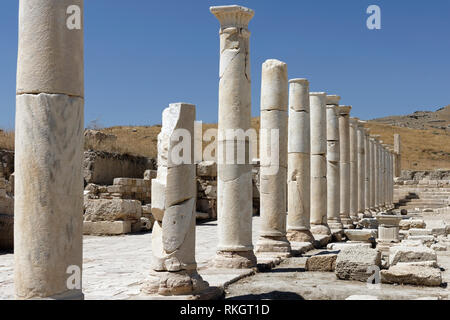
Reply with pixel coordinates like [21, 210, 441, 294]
[84, 199, 142, 222]
[407, 235, 436, 247]
[335, 247, 381, 282]
[430, 243, 447, 251]
[0, 213, 14, 250]
[389, 246, 437, 266]
[408, 228, 433, 236]
[344, 229, 377, 242]
[83, 221, 132, 235]
[305, 253, 337, 272]
[380, 265, 442, 287]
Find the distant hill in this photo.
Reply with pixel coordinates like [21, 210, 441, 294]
[370, 105, 450, 131]
[1, 107, 449, 171]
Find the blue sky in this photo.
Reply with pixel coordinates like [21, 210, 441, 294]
[1, 0, 449, 129]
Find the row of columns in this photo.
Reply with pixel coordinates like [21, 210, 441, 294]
[13, 3, 400, 299]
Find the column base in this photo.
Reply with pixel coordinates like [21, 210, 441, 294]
[255, 236, 291, 257]
[310, 224, 331, 235]
[18, 290, 85, 300]
[212, 250, 257, 269]
[141, 270, 209, 296]
[286, 229, 315, 243]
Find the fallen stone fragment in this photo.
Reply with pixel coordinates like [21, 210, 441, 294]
[83, 221, 132, 235]
[430, 243, 447, 252]
[389, 246, 437, 266]
[380, 265, 442, 287]
[344, 229, 377, 242]
[335, 247, 381, 282]
[408, 228, 433, 236]
[305, 253, 338, 272]
[407, 235, 436, 247]
[327, 242, 372, 251]
[399, 219, 426, 230]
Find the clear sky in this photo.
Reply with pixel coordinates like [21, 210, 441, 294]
[1, 0, 449, 130]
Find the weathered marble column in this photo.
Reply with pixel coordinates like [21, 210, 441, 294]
[326, 96, 342, 230]
[394, 134, 402, 178]
[369, 136, 377, 212]
[388, 148, 394, 209]
[143, 103, 209, 296]
[357, 122, 366, 215]
[256, 59, 291, 256]
[14, 0, 84, 300]
[210, 5, 257, 268]
[364, 128, 371, 215]
[381, 143, 388, 209]
[310, 92, 330, 235]
[287, 79, 314, 243]
[338, 106, 353, 228]
[349, 118, 359, 220]
[372, 136, 381, 211]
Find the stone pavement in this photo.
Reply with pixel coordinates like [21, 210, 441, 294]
[0, 217, 262, 300]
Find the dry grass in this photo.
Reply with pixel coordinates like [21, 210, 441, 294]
[1, 117, 449, 171]
[364, 122, 450, 170]
[0, 130, 14, 151]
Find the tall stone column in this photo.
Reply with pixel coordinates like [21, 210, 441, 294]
[338, 106, 353, 229]
[349, 118, 359, 220]
[256, 59, 291, 256]
[394, 134, 402, 178]
[357, 122, 366, 216]
[369, 137, 377, 212]
[380, 143, 387, 209]
[143, 103, 209, 296]
[374, 137, 382, 211]
[210, 5, 257, 268]
[14, 0, 84, 300]
[364, 128, 371, 215]
[388, 149, 394, 209]
[326, 96, 342, 230]
[310, 92, 330, 235]
[287, 79, 314, 243]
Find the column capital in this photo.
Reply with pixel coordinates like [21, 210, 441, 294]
[310, 92, 327, 97]
[210, 5, 254, 29]
[338, 105, 352, 116]
[289, 78, 309, 85]
[326, 95, 340, 105]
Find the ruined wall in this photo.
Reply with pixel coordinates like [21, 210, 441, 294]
[0, 150, 14, 181]
[396, 170, 450, 186]
[84, 150, 156, 185]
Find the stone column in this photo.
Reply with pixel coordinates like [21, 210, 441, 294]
[338, 106, 352, 228]
[380, 144, 388, 210]
[326, 96, 342, 230]
[394, 134, 401, 178]
[388, 149, 394, 209]
[14, 0, 84, 300]
[143, 103, 209, 296]
[287, 79, 314, 243]
[349, 118, 359, 220]
[369, 137, 377, 212]
[364, 128, 371, 215]
[382, 144, 389, 209]
[310, 92, 330, 235]
[210, 5, 257, 268]
[256, 59, 291, 256]
[357, 122, 366, 216]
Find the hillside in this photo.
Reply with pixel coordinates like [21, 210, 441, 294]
[1, 109, 449, 171]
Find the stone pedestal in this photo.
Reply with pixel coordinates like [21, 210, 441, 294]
[310, 93, 330, 236]
[338, 106, 353, 228]
[14, 0, 84, 300]
[255, 59, 291, 256]
[376, 215, 402, 258]
[326, 96, 342, 230]
[210, 5, 257, 268]
[287, 79, 314, 243]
